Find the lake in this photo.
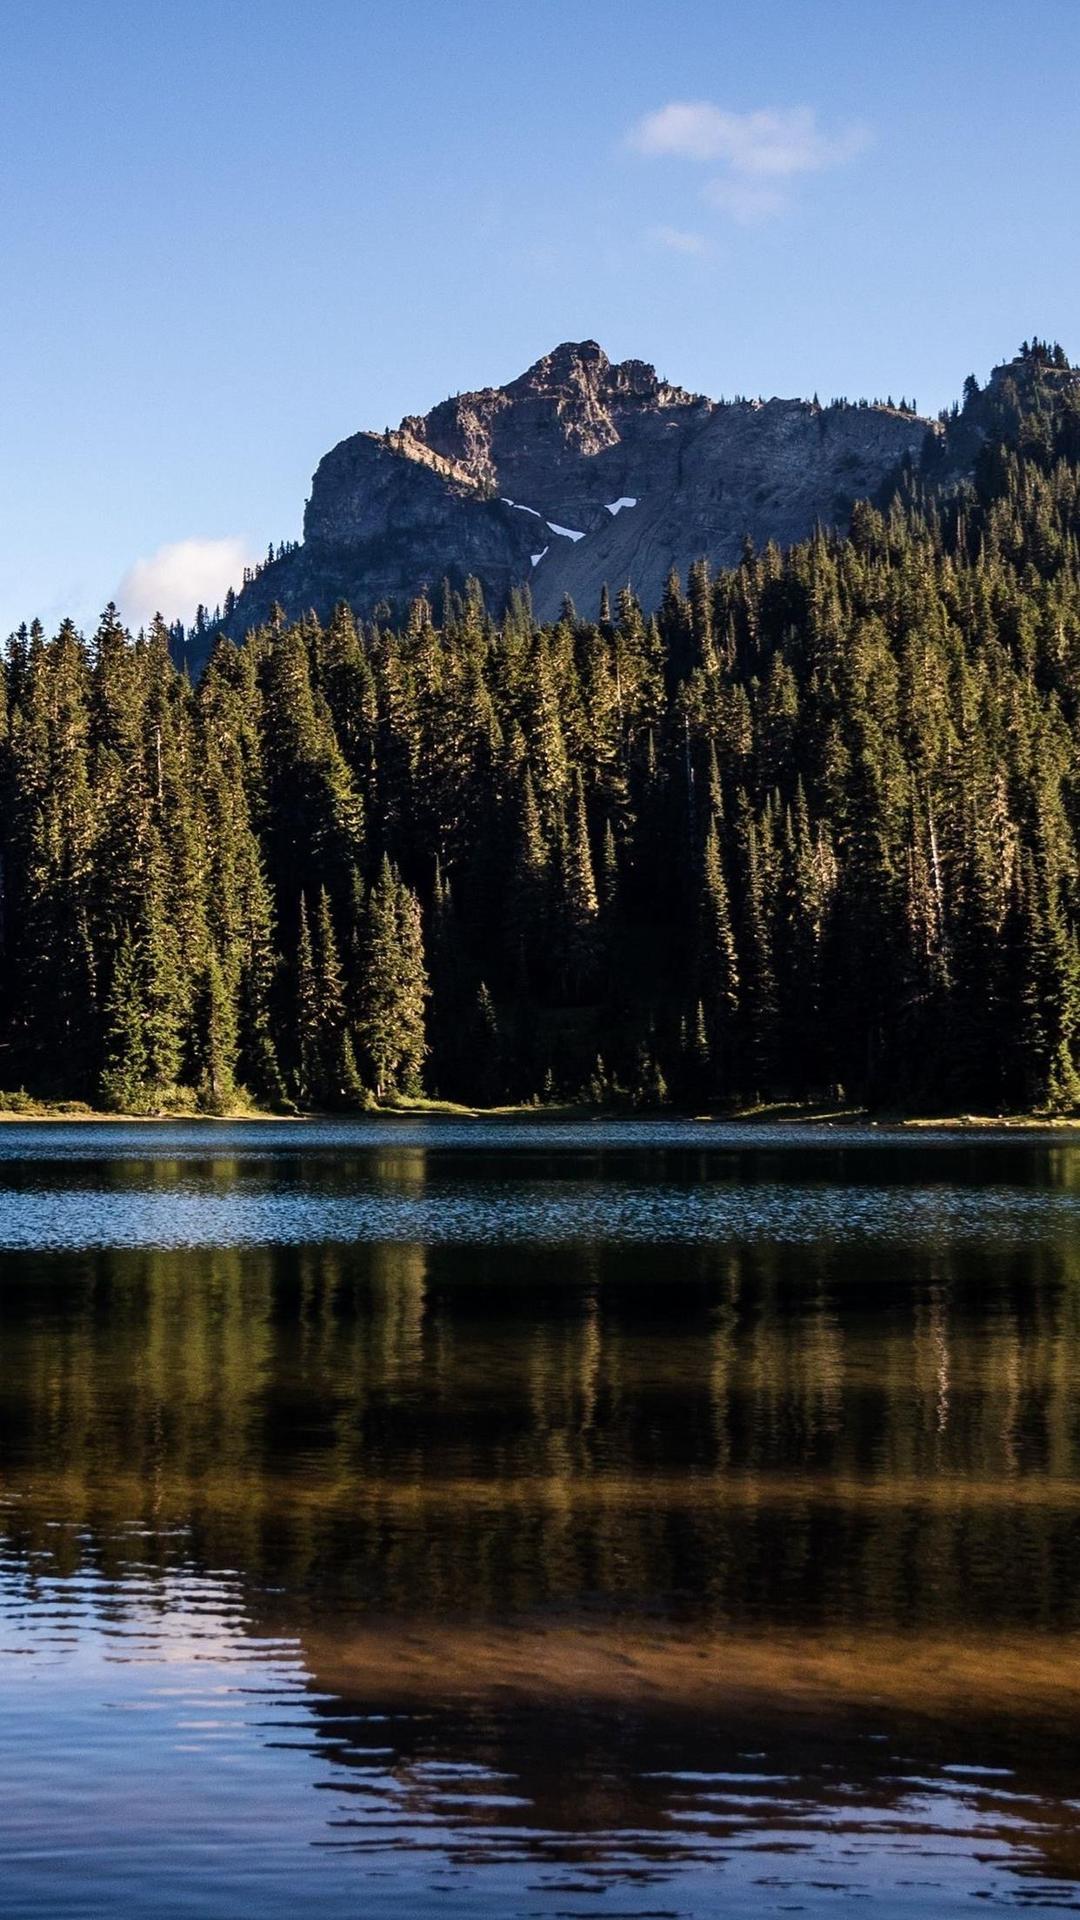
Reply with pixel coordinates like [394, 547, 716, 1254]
[3, 1119, 1080, 1917]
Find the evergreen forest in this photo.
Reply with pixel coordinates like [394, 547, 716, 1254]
[6, 345, 1080, 1116]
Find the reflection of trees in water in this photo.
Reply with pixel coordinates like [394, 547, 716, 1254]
[5, 1231, 1080, 1625]
[7, 1159, 1080, 1901]
[286, 1676, 1080, 1890]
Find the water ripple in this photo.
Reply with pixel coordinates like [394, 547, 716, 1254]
[0, 1177, 1076, 1250]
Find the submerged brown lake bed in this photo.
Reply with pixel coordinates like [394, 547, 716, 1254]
[3, 1120, 1080, 1916]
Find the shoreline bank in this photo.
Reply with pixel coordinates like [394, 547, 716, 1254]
[2, 1097, 1080, 1131]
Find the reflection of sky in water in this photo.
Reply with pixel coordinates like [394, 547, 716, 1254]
[0, 1177, 1078, 1249]
[3, 1548, 1079, 1919]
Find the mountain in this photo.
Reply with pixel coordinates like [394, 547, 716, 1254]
[212, 340, 1080, 652]
[218, 341, 934, 640]
[10, 339, 1080, 1116]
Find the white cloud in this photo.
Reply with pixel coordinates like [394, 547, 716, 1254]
[116, 537, 252, 628]
[629, 100, 869, 225]
[648, 223, 709, 255]
[630, 102, 867, 175]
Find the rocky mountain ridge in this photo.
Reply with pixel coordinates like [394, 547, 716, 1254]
[216, 341, 1066, 642]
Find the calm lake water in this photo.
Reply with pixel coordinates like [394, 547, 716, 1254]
[4, 1119, 1080, 1917]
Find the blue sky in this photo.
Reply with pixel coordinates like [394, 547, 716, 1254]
[2, 0, 1078, 634]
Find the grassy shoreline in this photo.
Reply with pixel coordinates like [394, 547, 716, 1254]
[2, 1093, 1080, 1130]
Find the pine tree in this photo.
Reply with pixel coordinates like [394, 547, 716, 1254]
[294, 895, 320, 1107]
[599, 817, 619, 924]
[355, 857, 428, 1099]
[5, 619, 97, 1090]
[99, 929, 150, 1112]
[697, 818, 739, 1092]
[195, 950, 239, 1113]
[464, 982, 503, 1106]
[739, 814, 778, 1097]
[141, 871, 184, 1093]
[314, 887, 366, 1108]
[505, 767, 549, 986]
[1010, 841, 1080, 1110]
[393, 873, 429, 1094]
[558, 769, 599, 994]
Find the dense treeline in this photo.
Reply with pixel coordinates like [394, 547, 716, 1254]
[7, 351, 1080, 1113]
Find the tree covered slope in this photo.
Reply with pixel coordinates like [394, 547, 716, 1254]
[5, 341, 1080, 1114]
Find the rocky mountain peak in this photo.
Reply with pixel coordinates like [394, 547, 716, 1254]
[511, 339, 612, 392]
[222, 342, 948, 642]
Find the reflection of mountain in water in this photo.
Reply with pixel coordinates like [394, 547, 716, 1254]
[6, 1551, 1080, 1907]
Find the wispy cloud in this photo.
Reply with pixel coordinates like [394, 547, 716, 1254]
[648, 223, 709, 255]
[629, 100, 869, 226]
[116, 536, 252, 628]
[702, 178, 787, 227]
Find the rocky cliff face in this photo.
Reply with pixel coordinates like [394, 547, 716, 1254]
[223, 340, 935, 635]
